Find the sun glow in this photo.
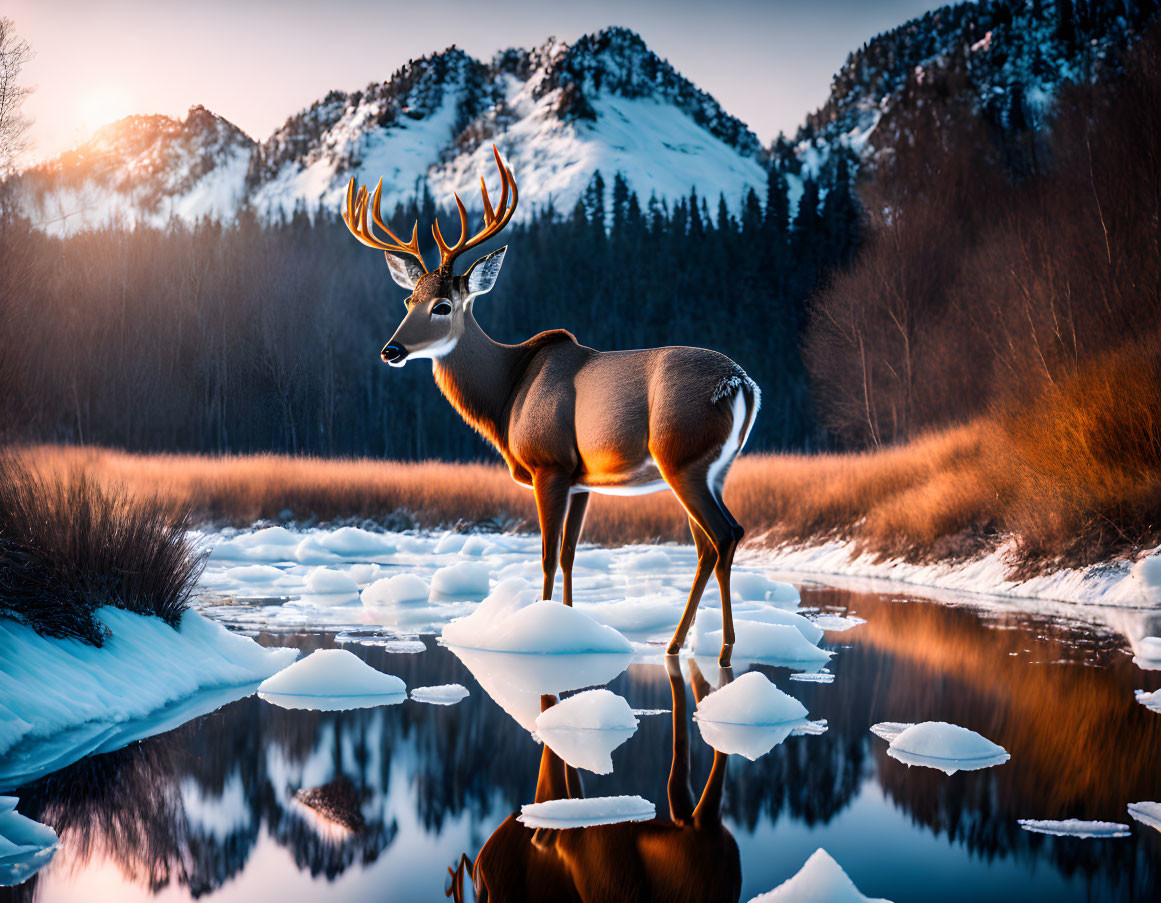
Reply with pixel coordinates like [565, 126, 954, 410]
[81, 86, 133, 134]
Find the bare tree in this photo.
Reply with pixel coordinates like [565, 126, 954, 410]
[0, 17, 33, 178]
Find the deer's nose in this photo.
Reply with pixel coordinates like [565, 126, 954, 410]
[381, 342, 406, 364]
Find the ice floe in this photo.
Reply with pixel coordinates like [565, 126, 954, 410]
[1133, 688, 1161, 712]
[533, 690, 639, 774]
[517, 795, 655, 829]
[410, 684, 469, 705]
[302, 567, 360, 605]
[0, 797, 59, 887]
[871, 721, 1010, 774]
[0, 608, 295, 757]
[1017, 819, 1131, 838]
[258, 649, 406, 710]
[811, 614, 866, 632]
[442, 578, 632, 654]
[729, 572, 801, 607]
[693, 672, 812, 760]
[745, 848, 893, 903]
[1132, 635, 1161, 670]
[691, 617, 831, 668]
[431, 561, 492, 597]
[1127, 801, 1161, 832]
[361, 573, 431, 606]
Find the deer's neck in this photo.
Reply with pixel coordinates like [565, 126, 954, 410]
[432, 311, 523, 453]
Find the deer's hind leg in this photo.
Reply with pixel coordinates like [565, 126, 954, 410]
[559, 491, 590, 607]
[533, 470, 572, 602]
[658, 466, 744, 667]
[666, 516, 717, 654]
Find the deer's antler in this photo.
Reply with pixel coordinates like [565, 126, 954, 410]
[342, 177, 429, 273]
[432, 145, 519, 272]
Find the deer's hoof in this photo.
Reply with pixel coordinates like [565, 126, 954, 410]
[718, 644, 733, 668]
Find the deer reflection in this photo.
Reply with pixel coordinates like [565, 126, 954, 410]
[448, 656, 741, 903]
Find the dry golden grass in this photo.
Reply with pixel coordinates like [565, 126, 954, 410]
[16, 339, 1160, 573]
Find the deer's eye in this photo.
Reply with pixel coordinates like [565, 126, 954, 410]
[431, 300, 453, 317]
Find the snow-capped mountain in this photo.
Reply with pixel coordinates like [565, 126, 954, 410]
[13, 28, 767, 236]
[17, 106, 254, 234]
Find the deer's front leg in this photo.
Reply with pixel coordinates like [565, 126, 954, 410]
[532, 470, 572, 603]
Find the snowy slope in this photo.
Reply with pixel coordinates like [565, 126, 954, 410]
[10, 28, 767, 234]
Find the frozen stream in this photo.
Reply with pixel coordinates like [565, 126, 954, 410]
[5, 526, 1161, 902]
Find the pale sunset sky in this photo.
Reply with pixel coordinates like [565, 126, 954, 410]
[9, 0, 942, 165]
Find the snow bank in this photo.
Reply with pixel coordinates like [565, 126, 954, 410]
[760, 538, 1161, 608]
[746, 848, 893, 903]
[873, 721, 1009, 774]
[257, 649, 405, 711]
[517, 795, 655, 829]
[1017, 818, 1130, 838]
[0, 797, 59, 887]
[442, 578, 631, 654]
[1128, 801, 1161, 832]
[0, 609, 295, 756]
[361, 574, 430, 607]
[533, 690, 638, 774]
[431, 561, 492, 597]
[410, 684, 469, 705]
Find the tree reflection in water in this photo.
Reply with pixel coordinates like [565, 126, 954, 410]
[6, 588, 1160, 902]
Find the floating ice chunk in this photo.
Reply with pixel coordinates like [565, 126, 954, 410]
[874, 721, 1010, 774]
[361, 574, 430, 607]
[315, 527, 396, 557]
[1134, 688, 1161, 711]
[811, 614, 866, 632]
[460, 535, 491, 556]
[210, 526, 301, 561]
[789, 670, 835, 684]
[442, 578, 631, 654]
[730, 573, 801, 607]
[699, 606, 823, 645]
[1128, 801, 1161, 832]
[692, 619, 831, 667]
[697, 721, 797, 760]
[695, 672, 808, 725]
[1134, 635, 1161, 669]
[517, 795, 655, 829]
[302, 568, 359, 605]
[224, 564, 286, 584]
[579, 597, 680, 634]
[347, 563, 385, 586]
[615, 549, 673, 571]
[258, 649, 405, 711]
[293, 535, 343, 564]
[745, 848, 893, 903]
[432, 561, 492, 597]
[0, 797, 59, 887]
[869, 722, 913, 742]
[1017, 819, 1130, 838]
[533, 690, 638, 774]
[410, 684, 469, 705]
[434, 532, 468, 554]
[1131, 554, 1161, 605]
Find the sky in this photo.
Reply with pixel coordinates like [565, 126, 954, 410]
[8, 0, 943, 164]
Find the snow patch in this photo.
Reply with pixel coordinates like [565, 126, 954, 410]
[745, 848, 893, 903]
[1017, 819, 1130, 838]
[410, 684, 469, 705]
[517, 795, 655, 830]
[1127, 801, 1161, 833]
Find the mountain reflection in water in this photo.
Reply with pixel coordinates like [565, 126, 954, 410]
[6, 588, 1161, 903]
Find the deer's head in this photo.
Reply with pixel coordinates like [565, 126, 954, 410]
[342, 146, 517, 367]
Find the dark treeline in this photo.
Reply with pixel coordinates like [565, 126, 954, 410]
[0, 160, 858, 459]
[806, 20, 1161, 447]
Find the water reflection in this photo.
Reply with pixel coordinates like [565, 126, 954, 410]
[5, 588, 1160, 902]
[453, 656, 741, 902]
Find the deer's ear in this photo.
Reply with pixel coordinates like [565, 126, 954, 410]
[465, 246, 507, 296]
[384, 253, 424, 290]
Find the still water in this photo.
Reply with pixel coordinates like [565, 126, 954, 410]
[5, 586, 1161, 903]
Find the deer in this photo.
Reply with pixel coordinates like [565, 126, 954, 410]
[341, 146, 760, 666]
[445, 655, 741, 903]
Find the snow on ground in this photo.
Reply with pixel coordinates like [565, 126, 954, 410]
[757, 538, 1161, 609]
[517, 795, 656, 830]
[745, 848, 894, 903]
[871, 721, 1010, 775]
[0, 797, 59, 887]
[0, 608, 295, 757]
[409, 684, 469, 705]
[533, 690, 639, 774]
[257, 649, 406, 711]
[1017, 819, 1131, 838]
[1127, 801, 1161, 832]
